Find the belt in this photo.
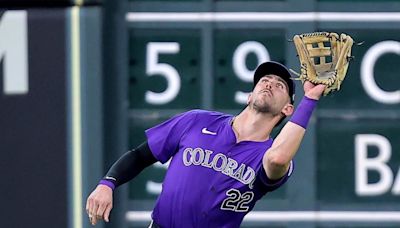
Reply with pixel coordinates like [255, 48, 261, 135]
[148, 220, 161, 228]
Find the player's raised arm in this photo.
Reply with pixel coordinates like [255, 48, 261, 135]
[263, 81, 326, 180]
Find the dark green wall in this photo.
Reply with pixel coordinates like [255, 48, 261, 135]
[102, 1, 400, 227]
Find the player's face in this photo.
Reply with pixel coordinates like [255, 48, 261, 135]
[248, 75, 291, 115]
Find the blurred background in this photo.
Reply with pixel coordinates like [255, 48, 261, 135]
[0, 0, 399, 227]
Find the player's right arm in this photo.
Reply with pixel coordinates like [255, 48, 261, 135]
[86, 110, 197, 225]
[86, 142, 157, 225]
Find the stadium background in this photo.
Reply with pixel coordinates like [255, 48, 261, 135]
[0, 0, 399, 227]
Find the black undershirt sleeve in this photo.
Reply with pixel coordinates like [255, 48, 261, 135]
[103, 141, 157, 188]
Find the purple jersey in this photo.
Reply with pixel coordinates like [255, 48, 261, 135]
[146, 110, 293, 228]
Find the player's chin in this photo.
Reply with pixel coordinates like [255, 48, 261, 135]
[253, 102, 271, 113]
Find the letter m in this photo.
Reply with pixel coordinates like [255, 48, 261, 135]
[0, 11, 28, 95]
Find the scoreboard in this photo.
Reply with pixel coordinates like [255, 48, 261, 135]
[128, 29, 286, 109]
[114, 0, 400, 227]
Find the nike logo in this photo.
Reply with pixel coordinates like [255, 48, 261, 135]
[105, 176, 117, 181]
[201, 127, 217, 135]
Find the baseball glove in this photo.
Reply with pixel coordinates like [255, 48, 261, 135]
[292, 32, 354, 96]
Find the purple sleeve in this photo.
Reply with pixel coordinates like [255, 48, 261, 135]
[145, 110, 198, 163]
[98, 179, 115, 191]
[289, 96, 317, 129]
[257, 160, 294, 192]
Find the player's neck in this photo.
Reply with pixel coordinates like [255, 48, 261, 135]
[232, 107, 277, 143]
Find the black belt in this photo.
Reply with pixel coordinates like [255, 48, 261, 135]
[149, 220, 161, 228]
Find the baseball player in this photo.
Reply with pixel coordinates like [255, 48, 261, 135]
[86, 61, 325, 227]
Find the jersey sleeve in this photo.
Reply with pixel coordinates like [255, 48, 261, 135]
[145, 110, 198, 163]
[256, 160, 294, 192]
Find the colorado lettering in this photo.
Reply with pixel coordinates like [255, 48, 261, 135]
[183, 147, 255, 187]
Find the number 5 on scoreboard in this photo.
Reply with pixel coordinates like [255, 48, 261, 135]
[146, 42, 181, 105]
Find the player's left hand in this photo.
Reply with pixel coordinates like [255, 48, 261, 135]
[303, 81, 326, 100]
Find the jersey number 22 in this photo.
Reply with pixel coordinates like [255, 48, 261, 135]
[221, 189, 254, 212]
